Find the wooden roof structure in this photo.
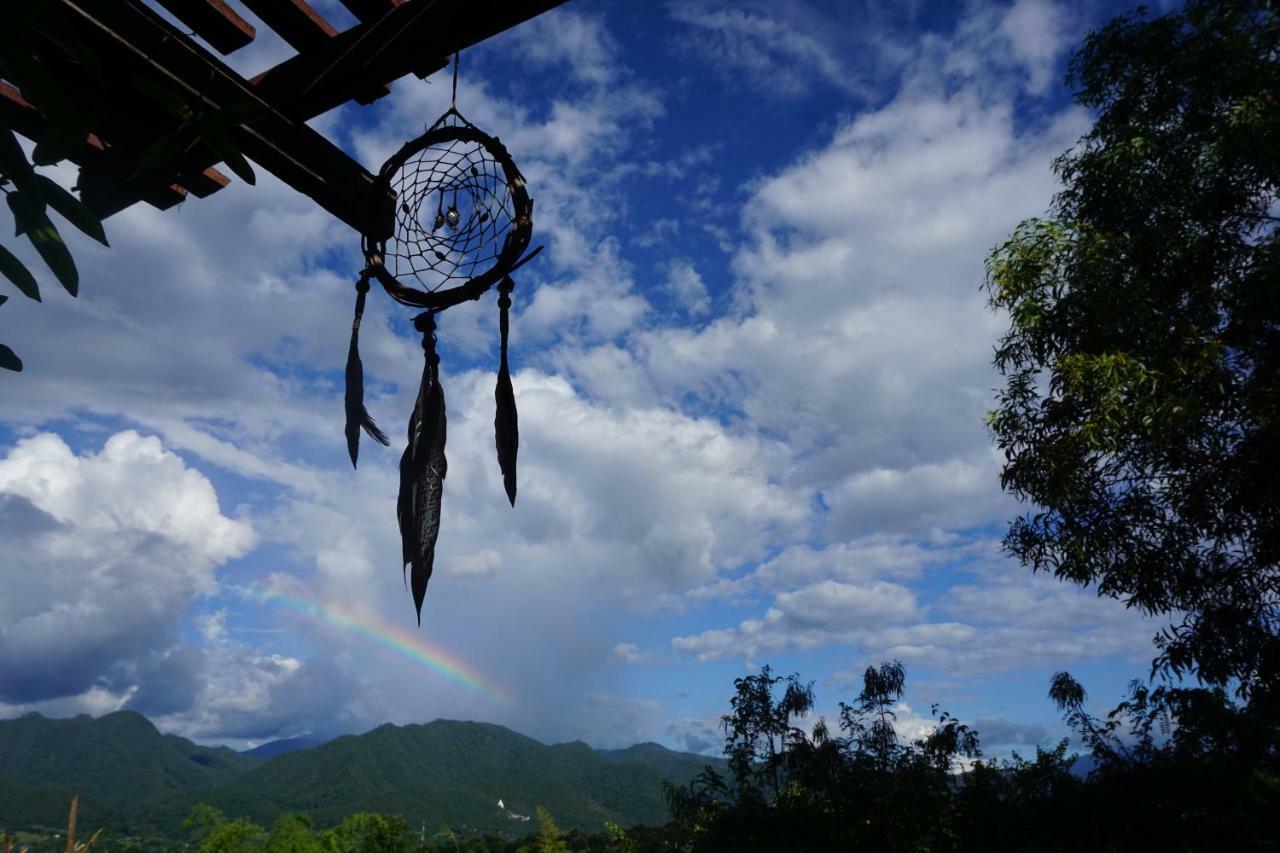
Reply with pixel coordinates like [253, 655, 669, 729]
[2, 0, 567, 236]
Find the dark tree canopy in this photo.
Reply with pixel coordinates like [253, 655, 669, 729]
[985, 0, 1280, 695]
[667, 661, 1275, 852]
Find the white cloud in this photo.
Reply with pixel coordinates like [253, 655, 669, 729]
[668, 1, 868, 99]
[505, 9, 621, 87]
[611, 642, 654, 664]
[150, 644, 366, 743]
[671, 579, 917, 661]
[665, 259, 711, 316]
[999, 0, 1074, 93]
[669, 531, 1157, 673]
[0, 432, 253, 704]
[748, 535, 951, 591]
[771, 580, 918, 629]
[820, 453, 1016, 538]
[619, 89, 1090, 539]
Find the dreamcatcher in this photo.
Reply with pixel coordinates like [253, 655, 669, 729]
[344, 56, 539, 623]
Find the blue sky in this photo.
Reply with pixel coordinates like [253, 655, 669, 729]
[0, 0, 1165, 756]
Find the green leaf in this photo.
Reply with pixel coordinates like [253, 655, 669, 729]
[202, 128, 255, 185]
[0, 343, 22, 372]
[31, 129, 85, 167]
[137, 135, 192, 175]
[0, 129, 39, 194]
[37, 175, 108, 246]
[133, 76, 195, 122]
[32, 27, 102, 74]
[0, 244, 41, 301]
[7, 192, 77, 296]
[0, 41, 87, 144]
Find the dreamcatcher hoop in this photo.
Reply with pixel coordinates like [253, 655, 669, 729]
[361, 108, 539, 311]
[344, 96, 540, 625]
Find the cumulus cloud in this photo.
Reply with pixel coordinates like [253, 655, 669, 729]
[151, 646, 366, 744]
[671, 579, 916, 662]
[0, 432, 253, 704]
[664, 259, 711, 316]
[611, 643, 654, 665]
[999, 0, 1074, 93]
[747, 535, 956, 591]
[672, 533, 1158, 673]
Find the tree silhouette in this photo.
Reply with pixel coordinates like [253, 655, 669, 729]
[720, 665, 815, 801]
[984, 0, 1280, 697]
[667, 661, 1277, 852]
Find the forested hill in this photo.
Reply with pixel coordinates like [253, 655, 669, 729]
[0, 711, 262, 793]
[0, 712, 723, 837]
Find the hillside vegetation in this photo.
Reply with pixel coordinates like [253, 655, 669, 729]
[0, 712, 722, 841]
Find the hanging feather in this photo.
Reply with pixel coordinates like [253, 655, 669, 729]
[344, 275, 390, 468]
[494, 277, 519, 506]
[399, 313, 448, 623]
[397, 406, 419, 573]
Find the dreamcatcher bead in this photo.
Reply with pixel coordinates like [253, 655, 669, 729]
[446, 207, 461, 228]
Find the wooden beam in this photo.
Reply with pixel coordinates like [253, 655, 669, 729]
[237, 0, 336, 52]
[152, 0, 255, 54]
[52, 1, 385, 233]
[338, 0, 401, 23]
[251, 0, 569, 120]
[183, 167, 232, 197]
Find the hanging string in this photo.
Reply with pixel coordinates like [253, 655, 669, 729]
[451, 49, 459, 108]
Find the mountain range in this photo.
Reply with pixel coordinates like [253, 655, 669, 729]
[0, 711, 723, 839]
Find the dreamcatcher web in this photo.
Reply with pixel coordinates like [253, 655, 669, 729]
[384, 113, 521, 294]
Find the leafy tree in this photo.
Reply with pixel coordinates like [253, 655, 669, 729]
[523, 807, 568, 853]
[984, 0, 1280, 696]
[669, 661, 985, 852]
[602, 821, 635, 853]
[839, 660, 906, 772]
[1046, 670, 1279, 851]
[183, 804, 264, 853]
[323, 812, 409, 853]
[262, 814, 323, 853]
[720, 665, 815, 800]
[669, 661, 1277, 852]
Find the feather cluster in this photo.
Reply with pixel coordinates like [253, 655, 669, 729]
[398, 354, 447, 624]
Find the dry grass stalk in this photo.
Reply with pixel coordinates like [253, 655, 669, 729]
[63, 796, 102, 853]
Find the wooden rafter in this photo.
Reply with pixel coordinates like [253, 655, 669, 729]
[5, 0, 568, 232]
[151, 0, 256, 55]
[238, 0, 337, 52]
[46, 0, 386, 231]
[251, 0, 567, 120]
[338, 0, 402, 23]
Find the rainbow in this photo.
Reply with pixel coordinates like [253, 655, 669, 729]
[258, 589, 512, 707]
